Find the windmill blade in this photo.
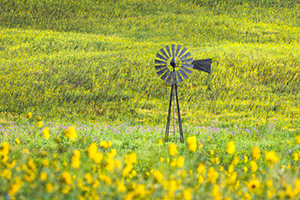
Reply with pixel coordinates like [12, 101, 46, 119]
[175, 44, 182, 56]
[165, 45, 171, 57]
[192, 59, 212, 74]
[181, 57, 193, 63]
[156, 53, 168, 61]
[176, 71, 184, 83]
[179, 69, 189, 80]
[180, 52, 191, 60]
[155, 65, 167, 71]
[182, 64, 193, 68]
[159, 48, 169, 60]
[171, 44, 175, 57]
[181, 66, 193, 75]
[178, 47, 187, 58]
[157, 68, 168, 76]
[155, 59, 166, 65]
[166, 71, 174, 84]
[161, 70, 170, 81]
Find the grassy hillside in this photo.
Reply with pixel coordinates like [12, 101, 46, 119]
[0, 0, 299, 129]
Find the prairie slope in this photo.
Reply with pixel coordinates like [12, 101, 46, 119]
[0, 0, 299, 128]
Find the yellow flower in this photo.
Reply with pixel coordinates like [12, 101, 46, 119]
[153, 170, 163, 183]
[226, 141, 235, 155]
[226, 171, 237, 185]
[294, 179, 300, 195]
[1, 142, 10, 155]
[1, 169, 12, 179]
[27, 112, 33, 118]
[22, 149, 29, 154]
[171, 159, 177, 167]
[73, 149, 80, 158]
[61, 185, 72, 194]
[84, 173, 93, 184]
[243, 167, 248, 172]
[131, 170, 137, 177]
[93, 152, 103, 163]
[278, 190, 285, 199]
[286, 185, 295, 199]
[198, 175, 204, 185]
[100, 141, 108, 148]
[168, 143, 177, 156]
[182, 188, 192, 200]
[108, 149, 117, 158]
[207, 167, 219, 183]
[135, 184, 146, 198]
[232, 156, 239, 165]
[37, 121, 44, 128]
[250, 161, 258, 172]
[247, 178, 260, 193]
[228, 164, 234, 173]
[118, 182, 126, 193]
[43, 159, 49, 167]
[116, 159, 122, 169]
[266, 180, 273, 188]
[15, 138, 21, 144]
[177, 156, 185, 167]
[211, 184, 220, 198]
[125, 153, 137, 165]
[122, 164, 133, 177]
[61, 171, 72, 184]
[219, 166, 224, 172]
[267, 190, 272, 199]
[43, 127, 50, 139]
[252, 146, 261, 160]
[197, 163, 206, 174]
[244, 155, 248, 163]
[157, 139, 163, 145]
[187, 136, 197, 152]
[6, 160, 16, 169]
[71, 150, 80, 169]
[8, 177, 23, 197]
[209, 150, 214, 155]
[87, 143, 103, 163]
[65, 126, 77, 140]
[107, 141, 112, 147]
[265, 151, 279, 166]
[244, 192, 251, 199]
[105, 158, 115, 172]
[87, 143, 97, 159]
[40, 171, 47, 181]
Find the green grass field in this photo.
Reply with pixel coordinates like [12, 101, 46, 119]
[0, 0, 300, 199]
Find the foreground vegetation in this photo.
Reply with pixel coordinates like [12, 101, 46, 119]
[0, 117, 300, 199]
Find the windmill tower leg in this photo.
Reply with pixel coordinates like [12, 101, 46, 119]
[175, 84, 184, 143]
[165, 84, 174, 142]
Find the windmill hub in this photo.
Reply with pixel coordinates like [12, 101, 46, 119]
[168, 57, 181, 72]
[170, 57, 176, 68]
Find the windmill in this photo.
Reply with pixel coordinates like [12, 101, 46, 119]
[155, 44, 212, 143]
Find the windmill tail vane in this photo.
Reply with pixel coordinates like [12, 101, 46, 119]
[154, 44, 212, 143]
[192, 59, 212, 74]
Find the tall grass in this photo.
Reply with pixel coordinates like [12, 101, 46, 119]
[0, 0, 299, 129]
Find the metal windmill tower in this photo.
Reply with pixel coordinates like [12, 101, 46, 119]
[155, 44, 212, 143]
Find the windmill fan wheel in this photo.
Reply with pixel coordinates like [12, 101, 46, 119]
[155, 44, 194, 84]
